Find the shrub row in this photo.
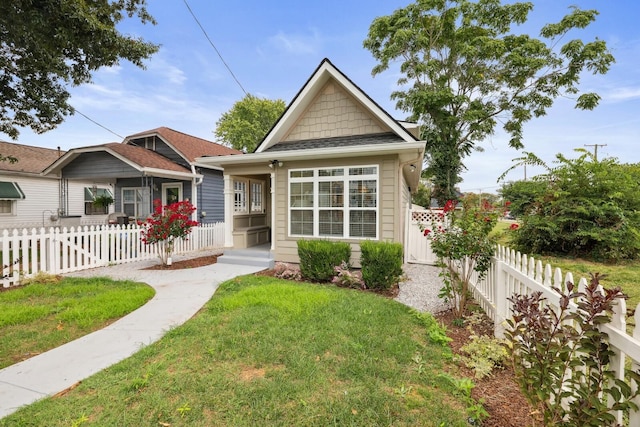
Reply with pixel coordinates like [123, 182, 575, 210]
[297, 239, 403, 290]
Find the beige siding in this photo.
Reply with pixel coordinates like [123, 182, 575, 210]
[271, 155, 400, 266]
[283, 82, 389, 141]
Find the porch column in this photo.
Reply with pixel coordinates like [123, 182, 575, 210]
[223, 175, 234, 248]
[270, 171, 276, 251]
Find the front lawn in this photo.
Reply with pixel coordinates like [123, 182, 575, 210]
[1, 275, 476, 426]
[0, 276, 155, 369]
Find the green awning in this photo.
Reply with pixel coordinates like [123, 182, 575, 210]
[0, 181, 25, 199]
[84, 187, 113, 202]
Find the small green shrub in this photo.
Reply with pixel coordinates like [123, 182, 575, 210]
[360, 240, 403, 291]
[459, 334, 507, 379]
[297, 240, 351, 282]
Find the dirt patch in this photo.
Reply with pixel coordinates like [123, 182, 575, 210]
[436, 310, 537, 427]
[239, 366, 266, 382]
[142, 254, 220, 270]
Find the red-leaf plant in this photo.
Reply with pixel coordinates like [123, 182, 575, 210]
[140, 199, 198, 266]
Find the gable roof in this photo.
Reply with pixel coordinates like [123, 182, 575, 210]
[0, 140, 64, 175]
[255, 58, 419, 153]
[43, 142, 195, 179]
[124, 127, 241, 162]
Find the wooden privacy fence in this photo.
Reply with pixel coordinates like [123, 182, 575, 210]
[0, 222, 225, 288]
[460, 245, 640, 425]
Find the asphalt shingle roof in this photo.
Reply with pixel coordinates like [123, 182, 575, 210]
[264, 132, 404, 152]
[126, 127, 242, 161]
[103, 143, 192, 173]
[0, 141, 65, 174]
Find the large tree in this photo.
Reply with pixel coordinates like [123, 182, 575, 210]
[214, 94, 286, 153]
[0, 0, 158, 140]
[363, 0, 614, 204]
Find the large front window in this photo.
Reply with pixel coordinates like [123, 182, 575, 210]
[289, 166, 378, 239]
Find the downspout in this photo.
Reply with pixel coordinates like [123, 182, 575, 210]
[191, 165, 203, 223]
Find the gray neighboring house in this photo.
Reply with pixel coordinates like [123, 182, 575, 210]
[43, 127, 242, 224]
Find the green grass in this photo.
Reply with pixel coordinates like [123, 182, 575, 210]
[535, 256, 640, 310]
[490, 220, 640, 317]
[1, 276, 476, 427]
[0, 276, 155, 369]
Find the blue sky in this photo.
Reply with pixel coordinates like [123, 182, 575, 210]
[12, 0, 640, 193]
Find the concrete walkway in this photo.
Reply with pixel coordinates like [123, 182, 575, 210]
[0, 255, 263, 419]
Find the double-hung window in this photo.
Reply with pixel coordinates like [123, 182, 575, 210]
[250, 181, 263, 213]
[0, 181, 25, 216]
[234, 179, 264, 214]
[289, 166, 378, 239]
[234, 180, 247, 213]
[84, 187, 113, 215]
[122, 187, 151, 219]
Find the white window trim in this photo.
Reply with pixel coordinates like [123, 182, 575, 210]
[250, 180, 264, 213]
[233, 179, 248, 214]
[121, 187, 151, 220]
[288, 165, 379, 240]
[0, 200, 16, 216]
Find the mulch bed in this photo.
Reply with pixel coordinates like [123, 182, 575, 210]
[436, 310, 537, 427]
[142, 254, 220, 270]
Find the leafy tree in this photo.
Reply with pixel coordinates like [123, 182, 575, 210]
[511, 151, 640, 261]
[214, 94, 286, 153]
[412, 182, 432, 208]
[0, 0, 158, 140]
[498, 179, 548, 218]
[0, 154, 17, 164]
[363, 0, 614, 204]
[461, 192, 500, 210]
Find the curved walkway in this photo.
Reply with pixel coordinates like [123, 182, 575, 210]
[0, 256, 263, 419]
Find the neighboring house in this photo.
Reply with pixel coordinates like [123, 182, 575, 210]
[43, 127, 241, 224]
[197, 58, 426, 265]
[0, 141, 86, 230]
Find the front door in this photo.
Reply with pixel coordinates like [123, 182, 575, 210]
[162, 183, 183, 206]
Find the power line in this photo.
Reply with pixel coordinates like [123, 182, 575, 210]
[182, 0, 248, 96]
[73, 108, 124, 139]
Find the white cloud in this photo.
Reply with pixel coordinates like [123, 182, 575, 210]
[605, 86, 640, 102]
[266, 29, 321, 55]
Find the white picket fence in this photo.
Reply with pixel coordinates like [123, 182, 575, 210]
[461, 245, 640, 425]
[0, 222, 225, 287]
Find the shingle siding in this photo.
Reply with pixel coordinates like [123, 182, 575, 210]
[282, 81, 388, 141]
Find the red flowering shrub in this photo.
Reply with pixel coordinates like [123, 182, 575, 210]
[421, 199, 499, 317]
[140, 199, 198, 265]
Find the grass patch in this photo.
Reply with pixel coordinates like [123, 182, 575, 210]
[0, 276, 155, 369]
[536, 256, 640, 310]
[1, 275, 476, 426]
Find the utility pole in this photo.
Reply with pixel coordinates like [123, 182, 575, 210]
[584, 144, 607, 161]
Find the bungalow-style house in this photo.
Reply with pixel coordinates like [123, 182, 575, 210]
[0, 141, 92, 230]
[43, 127, 241, 224]
[197, 59, 425, 265]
